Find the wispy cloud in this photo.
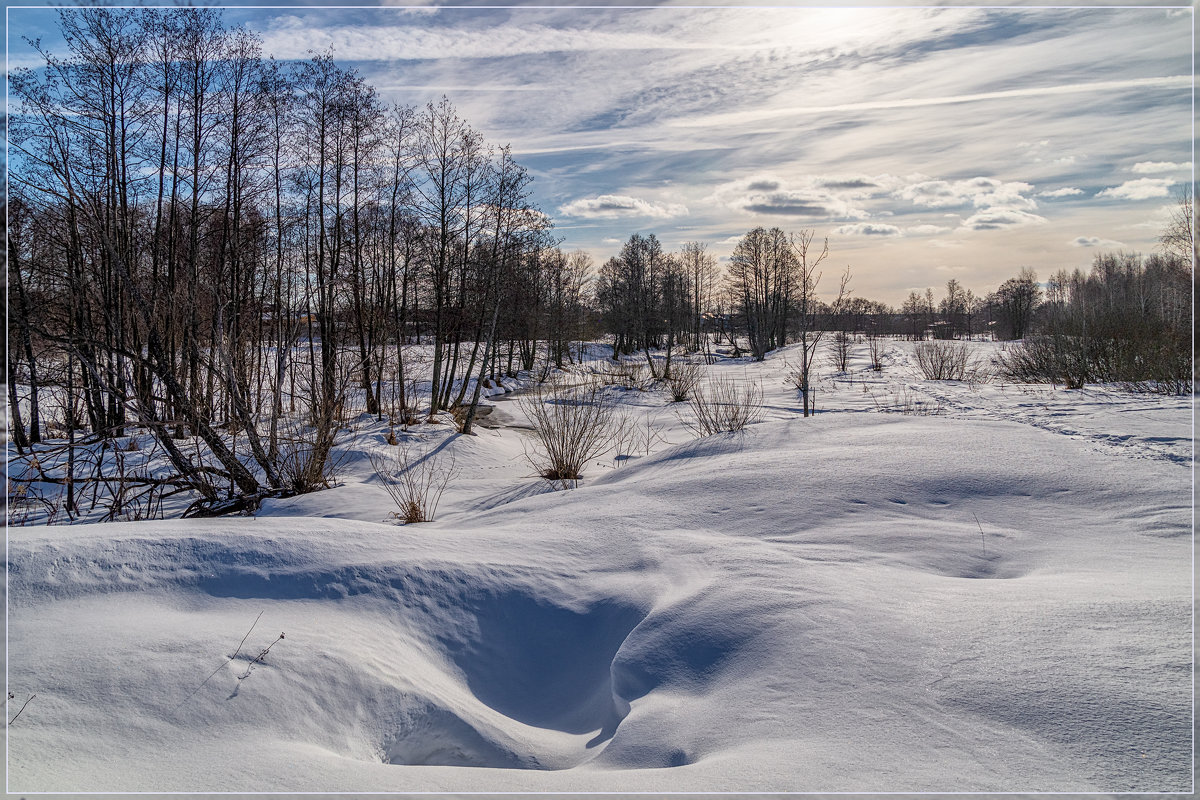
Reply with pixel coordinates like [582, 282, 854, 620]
[667, 76, 1191, 130]
[258, 17, 750, 63]
[189, 5, 1191, 300]
[908, 224, 954, 236]
[712, 177, 871, 220]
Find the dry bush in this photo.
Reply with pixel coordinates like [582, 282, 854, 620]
[664, 361, 704, 402]
[827, 331, 852, 372]
[867, 332, 885, 372]
[518, 379, 618, 481]
[783, 360, 806, 392]
[592, 360, 655, 391]
[999, 333, 1190, 395]
[684, 377, 764, 436]
[868, 386, 943, 416]
[997, 335, 1087, 389]
[369, 441, 457, 524]
[622, 363, 655, 391]
[611, 409, 668, 466]
[914, 341, 990, 383]
[275, 416, 351, 494]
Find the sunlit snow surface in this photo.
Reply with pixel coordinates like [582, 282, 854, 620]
[7, 341, 1193, 792]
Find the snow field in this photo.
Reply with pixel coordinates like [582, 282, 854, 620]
[6, 339, 1193, 792]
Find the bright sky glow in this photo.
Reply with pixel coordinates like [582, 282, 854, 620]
[8, 3, 1194, 303]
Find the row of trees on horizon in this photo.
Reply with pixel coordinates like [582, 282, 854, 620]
[5, 8, 1195, 514]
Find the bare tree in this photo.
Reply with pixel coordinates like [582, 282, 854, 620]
[789, 231, 844, 417]
[1159, 184, 1196, 268]
[729, 226, 795, 361]
[680, 240, 720, 354]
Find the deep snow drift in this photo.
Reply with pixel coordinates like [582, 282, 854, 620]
[6, 341, 1193, 792]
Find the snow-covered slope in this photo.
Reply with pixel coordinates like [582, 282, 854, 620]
[6, 343, 1193, 792]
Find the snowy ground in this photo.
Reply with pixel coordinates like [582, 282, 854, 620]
[6, 339, 1194, 792]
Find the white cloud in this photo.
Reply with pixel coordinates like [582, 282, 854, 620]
[559, 194, 688, 219]
[835, 223, 902, 237]
[896, 177, 1037, 211]
[1070, 236, 1123, 248]
[1130, 161, 1192, 174]
[1037, 187, 1083, 198]
[1096, 178, 1175, 201]
[907, 224, 953, 235]
[960, 207, 1047, 231]
[711, 176, 870, 220]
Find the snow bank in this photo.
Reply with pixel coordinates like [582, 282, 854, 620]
[6, 344, 1192, 792]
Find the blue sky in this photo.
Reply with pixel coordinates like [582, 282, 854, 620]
[7, 3, 1194, 304]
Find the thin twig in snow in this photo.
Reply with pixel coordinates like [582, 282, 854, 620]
[171, 611, 263, 713]
[973, 512, 986, 555]
[8, 692, 36, 726]
[238, 633, 285, 680]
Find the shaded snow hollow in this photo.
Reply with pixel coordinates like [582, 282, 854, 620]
[6, 342, 1194, 792]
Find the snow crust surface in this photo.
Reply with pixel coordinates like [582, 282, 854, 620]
[6, 342, 1193, 792]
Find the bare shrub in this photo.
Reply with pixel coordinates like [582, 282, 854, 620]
[868, 386, 943, 416]
[6, 480, 63, 527]
[998, 335, 1087, 389]
[684, 377, 764, 436]
[611, 409, 668, 466]
[369, 441, 457, 524]
[664, 361, 703, 402]
[867, 332, 885, 372]
[518, 380, 618, 481]
[620, 362, 654, 391]
[827, 331, 852, 372]
[275, 417, 351, 495]
[783, 360, 807, 392]
[589, 361, 652, 391]
[1000, 333, 1190, 395]
[914, 341, 989, 383]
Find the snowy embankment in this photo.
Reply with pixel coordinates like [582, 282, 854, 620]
[6, 341, 1193, 792]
